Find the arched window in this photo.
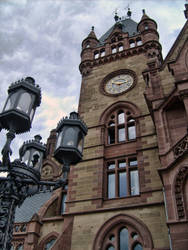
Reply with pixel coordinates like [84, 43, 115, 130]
[106, 109, 136, 145]
[44, 238, 56, 250]
[102, 224, 143, 250]
[93, 214, 153, 250]
[106, 157, 139, 198]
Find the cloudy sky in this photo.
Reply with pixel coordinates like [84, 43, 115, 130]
[0, 0, 186, 159]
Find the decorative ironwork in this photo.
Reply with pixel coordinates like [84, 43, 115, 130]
[173, 134, 188, 158]
[0, 78, 87, 249]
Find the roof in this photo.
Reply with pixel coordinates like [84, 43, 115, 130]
[99, 18, 139, 45]
[15, 191, 53, 223]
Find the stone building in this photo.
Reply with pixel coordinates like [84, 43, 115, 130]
[12, 4, 188, 250]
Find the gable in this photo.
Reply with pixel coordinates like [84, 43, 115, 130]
[163, 20, 188, 75]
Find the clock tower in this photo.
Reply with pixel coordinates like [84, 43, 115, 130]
[11, 5, 188, 250]
[67, 9, 169, 250]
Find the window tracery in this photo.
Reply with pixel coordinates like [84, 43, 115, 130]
[106, 109, 136, 145]
[93, 214, 153, 250]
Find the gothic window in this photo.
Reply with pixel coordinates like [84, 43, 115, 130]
[102, 224, 143, 250]
[106, 157, 139, 199]
[107, 109, 136, 145]
[44, 238, 56, 250]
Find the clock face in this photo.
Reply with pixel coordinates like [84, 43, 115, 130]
[105, 74, 134, 94]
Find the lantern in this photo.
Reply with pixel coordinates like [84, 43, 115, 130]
[54, 112, 87, 165]
[0, 77, 41, 134]
[19, 135, 46, 171]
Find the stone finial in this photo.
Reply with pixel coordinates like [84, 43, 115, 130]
[114, 9, 119, 22]
[127, 8, 132, 18]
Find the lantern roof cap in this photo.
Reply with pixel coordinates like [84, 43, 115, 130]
[56, 112, 88, 134]
[19, 134, 46, 157]
[8, 77, 42, 106]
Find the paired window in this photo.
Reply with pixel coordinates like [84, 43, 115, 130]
[103, 224, 143, 250]
[94, 49, 106, 59]
[106, 157, 139, 199]
[107, 110, 136, 145]
[129, 37, 142, 48]
[111, 43, 124, 54]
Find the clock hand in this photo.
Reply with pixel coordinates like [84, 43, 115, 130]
[112, 80, 125, 85]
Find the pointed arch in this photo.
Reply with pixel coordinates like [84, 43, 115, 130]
[99, 101, 141, 125]
[92, 214, 153, 250]
[38, 231, 59, 250]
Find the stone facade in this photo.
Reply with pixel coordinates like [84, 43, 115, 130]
[12, 5, 188, 250]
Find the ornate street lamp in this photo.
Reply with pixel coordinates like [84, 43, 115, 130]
[19, 134, 46, 170]
[0, 77, 87, 250]
[54, 111, 87, 179]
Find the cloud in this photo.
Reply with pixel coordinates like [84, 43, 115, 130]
[0, 0, 186, 161]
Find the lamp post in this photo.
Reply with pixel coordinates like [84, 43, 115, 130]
[0, 77, 87, 250]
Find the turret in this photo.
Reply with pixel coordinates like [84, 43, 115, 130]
[137, 9, 159, 43]
[80, 27, 99, 76]
[138, 9, 162, 64]
[81, 26, 98, 61]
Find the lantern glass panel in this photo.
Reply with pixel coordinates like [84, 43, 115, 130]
[16, 92, 32, 113]
[63, 127, 76, 146]
[29, 150, 40, 167]
[77, 133, 83, 152]
[22, 150, 30, 165]
[56, 130, 63, 149]
[4, 92, 18, 111]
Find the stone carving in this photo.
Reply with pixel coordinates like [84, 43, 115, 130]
[174, 166, 188, 219]
[173, 135, 188, 158]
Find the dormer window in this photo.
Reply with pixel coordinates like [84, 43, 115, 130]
[118, 44, 123, 52]
[112, 47, 117, 54]
[101, 49, 105, 57]
[129, 40, 135, 48]
[86, 43, 90, 48]
[94, 51, 99, 59]
[136, 37, 142, 46]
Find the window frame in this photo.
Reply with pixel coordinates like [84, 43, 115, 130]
[105, 156, 140, 199]
[102, 223, 143, 250]
[106, 109, 136, 145]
